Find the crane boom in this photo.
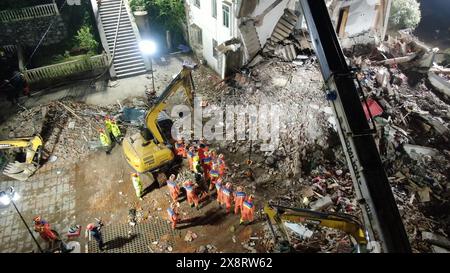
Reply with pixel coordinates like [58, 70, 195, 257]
[298, 0, 411, 252]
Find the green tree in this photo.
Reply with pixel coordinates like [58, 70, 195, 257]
[389, 0, 422, 29]
[130, 0, 185, 34]
[75, 25, 98, 54]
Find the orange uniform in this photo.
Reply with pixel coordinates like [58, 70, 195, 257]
[175, 141, 187, 158]
[208, 165, 220, 191]
[217, 154, 226, 177]
[221, 184, 233, 213]
[240, 196, 255, 224]
[167, 207, 178, 229]
[215, 178, 223, 205]
[183, 181, 199, 208]
[167, 177, 180, 202]
[202, 152, 212, 180]
[187, 147, 195, 171]
[34, 219, 57, 242]
[234, 190, 246, 215]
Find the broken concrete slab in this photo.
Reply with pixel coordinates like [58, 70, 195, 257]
[284, 222, 313, 239]
[431, 245, 450, 253]
[309, 195, 333, 211]
[422, 232, 450, 249]
[403, 144, 439, 160]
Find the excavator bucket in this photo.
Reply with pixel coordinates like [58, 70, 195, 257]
[2, 161, 37, 181]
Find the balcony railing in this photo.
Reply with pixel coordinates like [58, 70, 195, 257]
[0, 3, 59, 23]
[23, 54, 110, 83]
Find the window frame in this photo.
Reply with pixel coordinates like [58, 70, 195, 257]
[222, 3, 231, 28]
[211, 0, 217, 18]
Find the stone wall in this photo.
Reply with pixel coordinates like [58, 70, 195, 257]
[0, 15, 67, 47]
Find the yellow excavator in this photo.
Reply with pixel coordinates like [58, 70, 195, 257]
[122, 62, 196, 185]
[264, 202, 370, 253]
[0, 135, 43, 180]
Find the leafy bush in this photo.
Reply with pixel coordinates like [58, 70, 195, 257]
[129, 0, 185, 33]
[75, 25, 98, 54]
[389, 0, 421, 29]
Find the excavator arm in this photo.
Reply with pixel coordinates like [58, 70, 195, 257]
[297, 0, 411, 252]
[264, 203, 367, 252]
[144, 61, 196, 144]
[0, 135, 43, 180]
[123, 62, 197, 174]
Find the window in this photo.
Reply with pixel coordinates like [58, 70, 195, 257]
[191, 24, 203, 48]
[222, 3, 230, 28]
[211, 0, 217, 18]
[212, 39, 218, 58]
[194, 0, 200, 8]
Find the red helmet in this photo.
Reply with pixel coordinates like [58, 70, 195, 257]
[33, 216, 41, 222]
[86, 223, 95, 230]
[248, 195, 254, 201]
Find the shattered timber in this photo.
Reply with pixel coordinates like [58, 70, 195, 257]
[0, 0, 449, 254]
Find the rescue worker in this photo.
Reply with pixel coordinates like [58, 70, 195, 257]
[221, 182, 233, 214]
[183, 180, 199, 209]
[215, 177, 224, 206]
[33, 216, 58, 243]
[208, 163, 220, 191]
[202, 150, 213, 181]
[240, 194, 255, 225]
[233, 186, 247, 215]
[109, 117, 122, 144]
[217, 154, 227, 177]
[174, 139, 187, 158]
[187, 146, 196, 171]
[167, 202, 179, 229]
[199, 138, 209, 152]
[192, 154, 202, 174]
[99, 128, 112, 154]
[198, 143, 207, 162]
[131, 173, 143, 200]
[166, 174, 180, 202]
[87, 220, 104, 251]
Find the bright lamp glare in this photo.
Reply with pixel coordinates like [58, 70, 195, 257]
[139, 40, 157, 55]
[0, 193, 10, 206]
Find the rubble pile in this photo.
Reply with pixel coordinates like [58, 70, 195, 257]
[192, 39, 449, 252]
[0, 101, 120, 161]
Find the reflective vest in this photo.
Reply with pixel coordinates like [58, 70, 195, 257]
[203, 156, 212, 164]
[243, 200, 254, 209]
[111, 122, 121, 138]
[209, 169, 219, 178]
[167, 180, 177, 189]
[99, 132, 111, 146]
[187, 151, 195, 158]
[215, 181, 222, 191]
[192, 156, 200, 173]
[167, 208, 176, 217]
[105, 120, 113, 133]
[222, 188, 231, 197]
[132, 176, 142, 190]
[235, 192, 246, 198]
[184, 185, 194, 192]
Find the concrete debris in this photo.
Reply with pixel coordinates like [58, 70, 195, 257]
[422, 232, 450, 250]
[309, 195, 333, 211]
[284, 222, 314, 239]
[184, 230, 198, 242]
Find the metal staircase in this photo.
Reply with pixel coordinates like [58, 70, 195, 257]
[97, 0, 147, 78]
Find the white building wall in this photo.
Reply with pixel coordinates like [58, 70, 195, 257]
[335, 0, 379, 36]
[187, 0, 238, 74]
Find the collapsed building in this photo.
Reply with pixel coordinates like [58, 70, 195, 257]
[185, 0, 392, 78]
